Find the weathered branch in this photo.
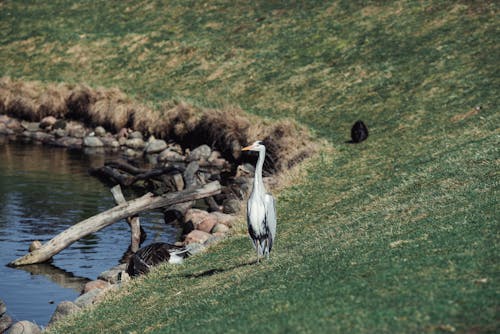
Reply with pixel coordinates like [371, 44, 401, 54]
[9, 181, 221, 266]
[110, 185, 141, 252]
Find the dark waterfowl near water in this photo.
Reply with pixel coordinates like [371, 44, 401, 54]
[126, 242, 190, 277]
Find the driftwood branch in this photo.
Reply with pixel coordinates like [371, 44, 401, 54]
[111, 185, 141, 252]
[10, 181, 221, 266]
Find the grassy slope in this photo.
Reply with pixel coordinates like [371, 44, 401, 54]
[1, 1, 498, 333]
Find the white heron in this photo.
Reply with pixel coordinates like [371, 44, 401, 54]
[242, 141, 277, 263]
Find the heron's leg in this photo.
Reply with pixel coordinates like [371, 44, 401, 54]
[265, 240, 270, 260]
[256, 243, 260, 264]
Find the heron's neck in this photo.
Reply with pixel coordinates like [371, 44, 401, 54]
[253, 148, 265, 196]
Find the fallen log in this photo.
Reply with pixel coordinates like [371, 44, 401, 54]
[9, 181, 221, 266]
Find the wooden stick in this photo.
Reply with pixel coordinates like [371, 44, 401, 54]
[110, 185, 141, 252]
[9, 181, 221, 266]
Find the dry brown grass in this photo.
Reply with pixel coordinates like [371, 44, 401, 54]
[0, 77, 316, 174]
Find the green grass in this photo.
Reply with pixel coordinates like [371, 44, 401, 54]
[1, 1, 498, 333]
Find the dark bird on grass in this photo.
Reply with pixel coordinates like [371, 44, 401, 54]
[349, 120, 369, 143]
[242, 141, 277, 263]
[126, 242, 190, 277]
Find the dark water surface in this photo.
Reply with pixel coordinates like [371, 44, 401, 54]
[0, 139, 176, 327]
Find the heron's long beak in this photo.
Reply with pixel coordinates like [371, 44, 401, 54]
[241, 144, 255, 151]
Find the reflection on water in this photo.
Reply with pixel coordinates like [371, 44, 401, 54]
[0, 139, 177, 326]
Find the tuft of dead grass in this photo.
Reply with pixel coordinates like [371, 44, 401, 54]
[0, 77, 317, 176]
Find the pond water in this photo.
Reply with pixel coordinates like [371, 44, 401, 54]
[0, 138, 177, 327]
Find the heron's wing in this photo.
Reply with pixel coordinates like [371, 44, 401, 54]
[264, 193, 277, 250]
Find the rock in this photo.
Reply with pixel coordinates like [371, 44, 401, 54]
[29, 240, 42, 252]
[100, 137, 120, 148]
[128, 131, 143, 140]
[82, 279, 110, 294]
[158, 149, 185, 162]
[28, 131, 53, 142]
[53, 128, 67, 138]
[185, 209, 211, 226]
[74, 288, 104, 308]
[83, 136, 104, 147]
[53, 119, 66, 130]
[211, 223, 230, 234]
[0, 123, 11, 135]
[145, 139, 167, 154]
[94, 126, 106, 137]
[67, 123, 86, 138]
[8, 321, 42, 334]
[124, 148, 141, 158]
[189, 144, 211, 161]
[184, 230, 212, 245]
[39, 116, 57, 129]
[208, 150, 221, 162]
[118, 136, 127, 146]
[98, 264, 127, 284]
[0, 299, 6, 316]
[48, 301, 80, 326]
[55, 137, 82, 148]
[21, 121, 40, 132]
[125, 138, 146, 149]
[117, 127, 129, 139]
[196, 215, 218, 233]
[0, 314, 12, 333]
[6, 118, 22, 131]
[211, 212, 236, 227]
[223, 198, 241, 214]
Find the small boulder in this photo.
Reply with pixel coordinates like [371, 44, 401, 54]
[188, 144, 211, 161]
[39, 116, 57, 129]
[83, 136, 104, 147]
[145, 139, 167, 154]
[208, 150, 221, 162]
[74, 288, 104, 308]
[211, 223, 230, 234]
[53, 119, 66, 130]
[196, 215, 218, 233]
[53, 128, 67, 138]
[158, 149, 185, 162]
[211, 212, 236, 227]
[8, 321, 41, 334]
[94, 126, 106, 137]
[128, 131, 143, 140]
[82, 279, 110, 294]
[125, 138, 146, 149]
[48, 301, 80, 326]
[98, 264, 127, 284]
[0, 314, 12, 333]
[184, 230, 212, 245]
[185, 209, 211, 226]
[0, 299, 6, 316]
[67, 124, 86, 138]
[100, 137, 120, 148]
[223, 198, 241, 214]
[21, 121, 40, 132]
[0, 123, 11, 135]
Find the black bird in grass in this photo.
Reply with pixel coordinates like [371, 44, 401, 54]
[126, 242, 190, 277]
[349, 120, 369, 143]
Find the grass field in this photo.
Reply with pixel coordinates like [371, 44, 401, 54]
[1, 1, 498, 333]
